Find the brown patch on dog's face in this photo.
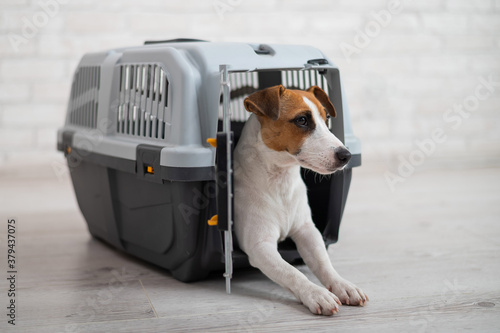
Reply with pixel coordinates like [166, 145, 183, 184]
[244, 86, 332, 155]
[306, 86, 336, 118]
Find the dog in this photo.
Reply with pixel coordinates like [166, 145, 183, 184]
[233, 85, 368, 315]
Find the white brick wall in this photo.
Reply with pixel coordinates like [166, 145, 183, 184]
[0, 0, 499, 175]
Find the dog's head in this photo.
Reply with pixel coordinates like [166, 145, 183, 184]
[244, 85, 351, 174]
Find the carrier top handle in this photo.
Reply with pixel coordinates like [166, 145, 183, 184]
[220, 64, 234, 294]
[143, 38, 208, 45]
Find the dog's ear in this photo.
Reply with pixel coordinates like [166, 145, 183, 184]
[307, 86, 336, 118]
[244, 85, 285, 121]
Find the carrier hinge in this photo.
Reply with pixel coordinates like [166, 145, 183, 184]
[136, 144, 163, 184]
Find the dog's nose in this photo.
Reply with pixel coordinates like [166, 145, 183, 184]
[335, 147, 351, 165]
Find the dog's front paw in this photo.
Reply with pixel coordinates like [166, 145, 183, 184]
[298, 284, 341, 315]
[327, 278, 369, 306]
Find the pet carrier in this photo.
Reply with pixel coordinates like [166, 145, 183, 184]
[57, 39, 362, 291]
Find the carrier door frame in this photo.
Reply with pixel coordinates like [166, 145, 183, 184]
[217, 65, 234, 294]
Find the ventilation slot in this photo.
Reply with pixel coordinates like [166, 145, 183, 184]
[220, 70, 329, 122]
[218, 71, 259, 122]
[116, 63, 170, 140]
[68, 66, 100, 128]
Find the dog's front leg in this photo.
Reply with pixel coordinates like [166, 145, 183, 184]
[245, 239, 341, 315]
[291, 222, 369, 306]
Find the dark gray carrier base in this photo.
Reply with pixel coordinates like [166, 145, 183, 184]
[60, 133, 359, 282]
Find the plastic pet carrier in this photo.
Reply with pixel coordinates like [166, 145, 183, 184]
[57, 39, 362, 291]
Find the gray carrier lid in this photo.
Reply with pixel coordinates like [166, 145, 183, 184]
[58, 41, 361, 174]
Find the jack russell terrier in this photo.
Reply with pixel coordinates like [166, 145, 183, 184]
[233, 85, 368, 315]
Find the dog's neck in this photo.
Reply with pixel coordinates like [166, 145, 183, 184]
[235, 115, 301, 185]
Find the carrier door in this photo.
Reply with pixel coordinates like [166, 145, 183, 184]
[216, 65, 234, 294]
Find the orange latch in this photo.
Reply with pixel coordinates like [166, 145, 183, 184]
[207, 215, 218, 226]
[207, 138, 217, 147]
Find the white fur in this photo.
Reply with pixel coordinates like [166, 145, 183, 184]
[233, 109, 368, 316]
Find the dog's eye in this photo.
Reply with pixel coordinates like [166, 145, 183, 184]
[295, 116, 308, 127]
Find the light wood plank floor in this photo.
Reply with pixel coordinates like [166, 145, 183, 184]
[0, 163, 499, 332]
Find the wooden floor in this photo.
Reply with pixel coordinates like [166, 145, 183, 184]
[1, 163, 499, 332]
